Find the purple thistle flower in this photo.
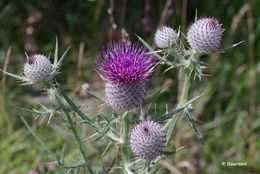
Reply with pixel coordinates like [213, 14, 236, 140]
[129, 120, 166, 160]
[187, 17, 222, 54]
[96, 42, 155, 84]
[96, 41, 155, 111]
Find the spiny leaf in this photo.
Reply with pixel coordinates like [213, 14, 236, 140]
[85, 90, 105, 102]
[57, 86, 95, 128]
[136, 35, 161, 59]
[0, 69, 32, 85]
[136, 34, 176, 67]
[52, 46, 70, 74]
[20, 116, 59, 160]
[57, 46, 70, 67]
[144, 86, 171, 105]
[158, 93, 204, 122]
[165, 114, 179, 144]
[17, 106, 54, 115]
[185, 110, 205, 145]
[101, 141, 113, 158]
[92, 118, 118, 141]
[161, 145, 185, 156]
[157, 107, 183, 122]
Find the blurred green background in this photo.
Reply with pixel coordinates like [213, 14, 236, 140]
[0, 0, 259, 173]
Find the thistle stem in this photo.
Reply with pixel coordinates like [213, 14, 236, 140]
[121, 112, 133, 174]
[52, 87, 92, 173]
[165, 68, 191, 145]
[121, 113, 130, 163]
[165, 52, 196, 145]
[65, 112, 92, 173]
[173, 67, 191, 162]
[178, 68, 190, 107]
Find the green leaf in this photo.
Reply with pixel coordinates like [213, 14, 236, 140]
[52, 45, 70, 74]
[166, 114, 179, 144]
[158, 93, 204, 122]
[92, 118, 118, 141]
[161, 145, 185, 156]
[85, 90, 105, 102]
[0, 69, 32, 85]
[185, 110, 205, 145]
[101, 141, 113, 158]
[17, 106, 53, 115]
[157, 107, 183, 122]
[57, 86, 95, 128]
[136, 35, 160, 58]
[57, 46, 70, 68]
[146, 85, 171, 104]
[136, 35, 175, 67]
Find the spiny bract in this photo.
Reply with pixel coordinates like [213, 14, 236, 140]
[129, 120, 166, 160]
[23, 54, 53, 82]
[187, 17, 222, 54]
[154, 26, 178, 48]
[96, 41, 155, 111]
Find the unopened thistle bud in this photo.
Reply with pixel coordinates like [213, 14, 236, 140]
[129, 120, 166, 160]
[96, 42, 155, 111]
[187, 17, 222, 54]
[23, 54, 53, 82]
[154, 26, 178, 48]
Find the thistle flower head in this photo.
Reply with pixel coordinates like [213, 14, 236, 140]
[187, 17, 222, 54]
[105, 81, 147, 111]
[96, 41, 155, 84]
[154, 26, 178, 48]
[23, 54, 53, 82]
[129, 120, 166, 160]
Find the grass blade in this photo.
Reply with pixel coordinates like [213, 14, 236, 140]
[54, 36, 59, 66]
[220, 40, 245, 53]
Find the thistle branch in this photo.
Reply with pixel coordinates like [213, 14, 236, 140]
[165, 52, 205, 145]
[165, 67, 191, 146]
[65, 111, 93, 173]
[54, 90, 93, 173]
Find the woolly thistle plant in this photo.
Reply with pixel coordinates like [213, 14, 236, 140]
[0, 14, 242, 174]
[129, 120, 166, 160]
[154, 26, 178, 48]
[187, 17, 222, 54]
[136, 16, 241, 149]
[96, 41, 155, 111]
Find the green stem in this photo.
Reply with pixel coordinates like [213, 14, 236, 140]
[165, 53, 195, 145]
[121, 112, 133, 174]
[178, 51, 199, 107]
[165, 68, 191, 143]
[178, 68, 190, 107]
[121, 113, 130, 163]
[53, 89, 92, 173]
[65, 112, 92, 173]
